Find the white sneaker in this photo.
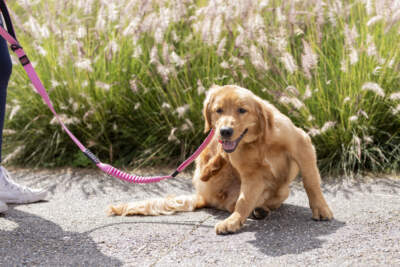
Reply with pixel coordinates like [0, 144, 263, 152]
[0, 166, 48, 204]
[0, 200, 7, 213]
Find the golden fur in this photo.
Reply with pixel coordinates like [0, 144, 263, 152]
[108, 85, 333, 234]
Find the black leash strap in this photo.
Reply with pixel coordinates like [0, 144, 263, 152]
[0, 0, 17, 40]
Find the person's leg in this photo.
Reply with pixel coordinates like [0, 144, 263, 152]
[0, 17, 47, 206]
[0, 16, 12, 163]
[0, 16, 11, 213]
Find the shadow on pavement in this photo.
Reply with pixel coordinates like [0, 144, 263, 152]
[0, 207, 122, 266]
[16, 168, 195, 200]
[245, 204, 345, 256]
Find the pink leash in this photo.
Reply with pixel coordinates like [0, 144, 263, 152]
[0, 1, 215, 183]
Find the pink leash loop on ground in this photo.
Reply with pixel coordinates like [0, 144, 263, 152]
[0, 1, 215, 184]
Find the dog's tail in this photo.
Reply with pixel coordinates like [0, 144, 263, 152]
[107, 194, 206, 216]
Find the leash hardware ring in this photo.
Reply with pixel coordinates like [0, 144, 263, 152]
[10, 43, 22, 51]
[170, 170, 180, 178]
[18, 55, 30, 66]
[83, 149, 100, 164]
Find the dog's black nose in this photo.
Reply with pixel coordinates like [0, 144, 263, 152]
[220, 127, 233, 138]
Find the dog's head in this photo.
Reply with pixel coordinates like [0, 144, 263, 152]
[203, 85, 274, 153]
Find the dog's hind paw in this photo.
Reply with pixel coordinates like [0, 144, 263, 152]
[250, 207, 269, 220]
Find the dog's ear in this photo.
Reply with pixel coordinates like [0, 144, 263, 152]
[256, 97, 274, 139]
[202, 85, 220, 132]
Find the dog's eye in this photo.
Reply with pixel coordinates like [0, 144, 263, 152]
[238, 108, 247, 114]
[216, 108, 223, 114]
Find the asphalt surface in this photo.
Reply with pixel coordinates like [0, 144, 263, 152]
[0, 168, 399, 266]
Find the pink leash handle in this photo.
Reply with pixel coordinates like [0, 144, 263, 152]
[0, 2, 215, 183]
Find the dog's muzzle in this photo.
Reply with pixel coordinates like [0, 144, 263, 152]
[219, 129, 248, 153]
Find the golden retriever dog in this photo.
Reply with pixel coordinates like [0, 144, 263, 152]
[108, 85, 333, 234]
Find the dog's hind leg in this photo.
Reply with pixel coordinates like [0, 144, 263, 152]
[107, 194, 206, 216]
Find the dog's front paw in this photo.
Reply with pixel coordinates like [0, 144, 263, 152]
[311, 204, 333, 221]
[215, 214, 243, 235]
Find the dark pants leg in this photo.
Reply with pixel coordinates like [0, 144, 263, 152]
[0, 17, 13, 163]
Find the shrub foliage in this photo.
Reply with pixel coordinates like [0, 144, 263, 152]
[4, 0, 400, 174]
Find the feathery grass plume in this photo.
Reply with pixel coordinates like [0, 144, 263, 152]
[106, 2, 119, 22]
[344, 24, 359, 47]
[249, 45, 268, 71]
[197, 80, 205, 95]
[161, 103, 171, 110]
[349, 47, 359, 65]
[123, 17, 141, 36]
[361, 82, 385, 97]
[156, 64, 171, 84]
[9, 105, 20, 120]
[279, 96, 304, 110]
[133, 46, 143, 58]
[96, 81, 111, 91]
[75, 59, 93, 72]
[363, 136, 373, 144]
[181, 120, 194, 132]
[352, 135, 362, 159]
[162, 43, 170, 65]
[303, 85, 312, 100]
[357, 109, 369, 118]
[35, 44, 47, 56]
[3, 146, 25, 164]
[349, 115, 358, 122]
[150, 46, 159, 64]
[176, 104, 190, 118]
[366, 34, 377, 57]
[301, 40, 318, 79]
[24, 16, 49, 39]
[389, 92, 400, 100]
[3, 129, 16, 135]
[321, 121, 336, 133]
[50, 114, 80, 125]
[170, 51, 185, 67]
[220, 61, 230, 69]
[343, 97, 351, 103]
[217, 37, 227, 57]
[392, 104, 400, 115]
[363, 0, 374, 15]
[280, 52, 298, 74]
[367, 15, 383, 27]
[212, 15, 223, 45]
[77, 26, 87, 39]
[129, 79, 139, 94]
[105, 40, 119, 58]
[154, 28, 164, 44]
[168, 128, 180, 144]
[83, 110, 95, 121]
[340, 59, 348, 73]
[308, 128, 321, 137]
[234, 26, 247, 51]
[231, 57, 245, 67]
[285, 86, 300, 96]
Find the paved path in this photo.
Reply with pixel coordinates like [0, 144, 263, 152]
[0, 168, 399, 266]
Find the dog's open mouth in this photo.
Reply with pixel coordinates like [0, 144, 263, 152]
[219, 129, 248, 153]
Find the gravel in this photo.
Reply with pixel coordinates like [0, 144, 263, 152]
[0, 168, 399, 266]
